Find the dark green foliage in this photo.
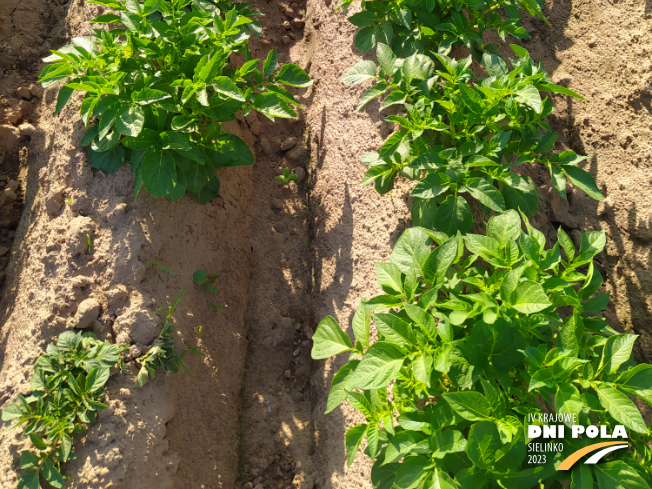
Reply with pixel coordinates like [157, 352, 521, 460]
[312, 211, 652, 488]
[39, 0, 311, 203]
[1, 332, 124, 489]
[340, 0, 602, 236]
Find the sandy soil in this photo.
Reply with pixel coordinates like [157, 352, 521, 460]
[523, 0, 652, 367]
[0, 0, 66, 303]
[0, 0, 651, 488]
[304, 1, 411, 487]
[0, 1, 316, 488]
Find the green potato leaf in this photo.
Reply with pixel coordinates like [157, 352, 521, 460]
[348, 342, 407, 390]
[342, 60, 378, 86]
[311, 316, 354, 359]
[116, 104, 145, 137]
[142, 149, 177, 198]
[442, 392, 493, 421]
[594, 382, 648, 434]
[275, 63, 313, 88]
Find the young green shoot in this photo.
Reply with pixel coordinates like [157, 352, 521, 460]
[149, 261, 176, 275]
[275, 167, 298, 185]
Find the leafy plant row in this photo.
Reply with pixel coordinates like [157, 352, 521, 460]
[313, 213, 652, 488]
[339, 0, 603, 235]
[2, 293, 190, 488]
[311, 1, 651, 488]
[39, 0, 312, 203]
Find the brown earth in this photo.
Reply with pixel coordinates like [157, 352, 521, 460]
[522, 0, 652, 367]
[304, 2, 411, 487]
[0, 0, 316, 488]
[0, 0, 66, 301]
[0, 0, 651, 488]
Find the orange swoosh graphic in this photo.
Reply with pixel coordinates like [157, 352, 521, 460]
[557, 442, 628, 470]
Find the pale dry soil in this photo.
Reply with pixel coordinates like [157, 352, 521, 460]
[0, 0, 650, 488]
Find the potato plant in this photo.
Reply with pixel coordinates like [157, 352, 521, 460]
[312, 211, 652, 488]
[319, 2, 647, 482]
[134, 291, 197, 387]
[2, 294, 190, 488]
[340, 0, 602, 235]
[336, 0, 544, 58]
[1, 332, 124, 489]
[39, 0, 311, 203]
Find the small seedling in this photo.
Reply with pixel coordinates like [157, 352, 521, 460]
[86, 233, 92, 255]
[275, 167, 298, 185]
[193, 269, 219, 293]
[134, 291, 199, 388]
[149, 261, 176, 275]
[194, 270, 226, 311]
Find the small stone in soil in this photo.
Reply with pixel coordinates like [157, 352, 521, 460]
[6, 108, 22, 125]
[112, 203, 127, 216]
[1, 189, 17, 206]
[280, 137, 298, 151]
[18, 123, 35, 137]
[260, 137, 274, 156]
[285, 147, 306, 164]
[29, 84, 43, 98]
[75, 298, 101, 328]
[71, 275, 94, 288]
[293, 167, 306, 182]
[0, 125, 20, 150]
[18, 100, 31, 116]
[45, 188, 64, 215]
[16, 87, 32, 99]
